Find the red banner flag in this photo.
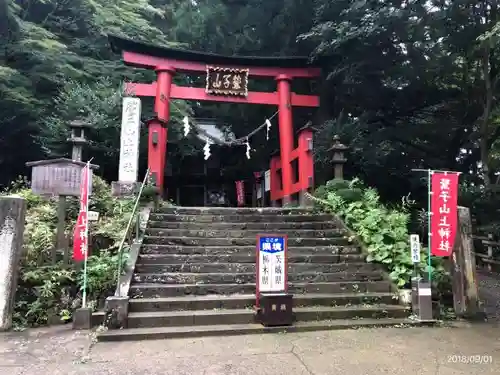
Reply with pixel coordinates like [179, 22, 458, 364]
[430, 172, 459, 257]
[73, 164, 90, 262]
[236, 180, 245, 206]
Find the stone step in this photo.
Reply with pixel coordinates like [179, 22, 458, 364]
[97, 318, 429, 342]
[143, 236, 350, 247]
[140, 244, 360, 256]
[126, 305, 409, 329]
[148, 221, 341, 230]
[137, 253, 366, 265]
[128, 293, 399, 312]
[144, 228, 345, 238]
[155, 207, 314, 216]
[129, 281, 393, 298]
[148, 213, 333, 223]
[135, 262, 376, 274]
[132, 271, 384, 285]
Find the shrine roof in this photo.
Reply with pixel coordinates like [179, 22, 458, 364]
[26, 158, 100, 169]
[108, 35, 320, 69]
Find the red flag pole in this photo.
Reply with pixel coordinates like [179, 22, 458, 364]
[412, 168, 462, 281]
[82, 161, 91, 308]
[72, 161, 91, 308]
[427, 169, 432, 282]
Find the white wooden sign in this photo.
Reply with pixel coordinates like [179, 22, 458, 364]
[118, 97, 141, 183]
[257, 235, 287, 293]
[87, 211, 99, 222]
[410, 234, 421, 263]
[264, 170, 270, 192]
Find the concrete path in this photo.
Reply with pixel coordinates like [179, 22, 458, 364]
[1, 324, 499, 375]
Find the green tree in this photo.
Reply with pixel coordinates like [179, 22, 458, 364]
[0, 0, 172, 185]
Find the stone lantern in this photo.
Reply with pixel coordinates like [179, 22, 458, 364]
[68, 119, 92, 162]
[328, 135, 348, 180]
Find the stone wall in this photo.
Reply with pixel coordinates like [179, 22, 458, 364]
[0, 196, 26, 330]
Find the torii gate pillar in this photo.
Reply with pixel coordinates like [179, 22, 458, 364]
[148, 67, 175, 188]
[276, 74, 294, 205]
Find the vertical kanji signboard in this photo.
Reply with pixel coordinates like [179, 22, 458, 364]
[430, 172, 459, 257]
[256, 235, 288, 298]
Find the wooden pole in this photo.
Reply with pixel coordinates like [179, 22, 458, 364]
[55, 195, 66, 264]
[487, 233, 493, 272]
[451, 206, 484, 319]
[63, 232, 70, 267]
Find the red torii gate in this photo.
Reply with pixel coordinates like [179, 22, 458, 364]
[108, 35, 321, 205]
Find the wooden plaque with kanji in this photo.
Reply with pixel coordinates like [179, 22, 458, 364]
[205, 66, 249, 96]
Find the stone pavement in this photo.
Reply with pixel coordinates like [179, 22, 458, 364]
[1, 323, 500, 375]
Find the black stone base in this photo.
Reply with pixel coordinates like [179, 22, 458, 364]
[104, 296, 130, 329]
[257, 293, 294, 327]
[111, 181, 141, 197]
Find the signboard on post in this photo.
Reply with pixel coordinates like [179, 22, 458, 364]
[410, 234, 421, 263]
[264, 170, 270, 192]
[256, 235, 288, 295]
[87, 210, 99, 222]
[26, 159, 97, 197]
[430, 172, 459, 257]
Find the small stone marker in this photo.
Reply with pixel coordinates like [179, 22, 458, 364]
[0, 196, 27, 331]
[73, 307, 92, 330]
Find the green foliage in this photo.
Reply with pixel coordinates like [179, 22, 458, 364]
[0, 0, 175, 186]
[314, 178, 449, 288]
[3, 175, 134, 328]
[14, 266, 75, 327]
[4, 0, 500, 198]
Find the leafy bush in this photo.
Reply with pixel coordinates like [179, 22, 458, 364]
[312, 178, 449, 288]
[2, 175, 134, 328]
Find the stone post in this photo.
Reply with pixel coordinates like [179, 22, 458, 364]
[0, 196, 26, 331]
[451, 206, 484, 320]
[112, 98, 142, 198]
[328, 135, 348, 180]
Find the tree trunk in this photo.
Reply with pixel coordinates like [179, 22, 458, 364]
[480, 45, 494, 187]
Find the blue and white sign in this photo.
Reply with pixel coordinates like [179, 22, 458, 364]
[257, 235, 287, 293]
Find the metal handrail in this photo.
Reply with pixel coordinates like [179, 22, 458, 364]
[115, 169, 151, 294]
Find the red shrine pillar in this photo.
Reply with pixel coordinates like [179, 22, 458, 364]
[276, 74, 294, 205]
[149, 66, 175, 192]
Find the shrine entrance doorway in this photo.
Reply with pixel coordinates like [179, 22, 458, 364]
[108, 35, 321, 206]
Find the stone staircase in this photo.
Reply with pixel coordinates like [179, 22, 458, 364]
[98, 207, 412, 341]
